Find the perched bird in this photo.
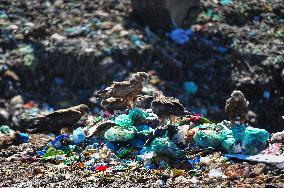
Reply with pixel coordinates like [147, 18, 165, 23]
[100, 97, 129, 112]
[137, 92, 160, 109]
[23, 104, 89, 134]
[225, 90, 249, 124]
[96, 72, 149, 107]
[151, 91, 192, 124]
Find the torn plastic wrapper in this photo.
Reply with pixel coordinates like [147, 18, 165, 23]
[225, 154, 284, 169]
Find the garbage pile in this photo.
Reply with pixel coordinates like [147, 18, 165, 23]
[29, 107, 283, 173]
[0, 73, 284, 187]
[7, 73, 281, 175]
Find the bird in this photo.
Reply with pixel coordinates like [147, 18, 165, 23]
[151, 91, 192, 124]
[23, 104, 89, 134]
[225, 90, 249, 124]
[100, 97, 129, 113]
[137, 91, 160, 109]
[95, 72, 149, 107]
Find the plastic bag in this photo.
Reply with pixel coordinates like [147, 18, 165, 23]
[194, 129, 220, 148]
[104, 126, 137, 142]
[242, 127, 270, 155]
[147, 137, 183, 158]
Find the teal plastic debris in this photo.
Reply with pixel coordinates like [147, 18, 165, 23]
[16, 132, 29, 143]
[0, 11, 8, 19]
[194, 129, 220, 148]
[220, 129, 237, 153]
[128, 108, 148, 122]
[136, 125, 154, 137]
[148, 137, 183, 158]
[115, 114, 134, 127]
[183, 81, 198, 94]
[220, 0, 232, 5]
[72, 127, 86, 144]
[0, 125, 13, 134]
[130, 34, 142, 48]
[242, 127, 270, 155]
[104, 126, 137, 142]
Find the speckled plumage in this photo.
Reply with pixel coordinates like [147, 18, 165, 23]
[100, 97, 129, 112]
[26, 104, 89, 133]
[151, 91, 192, 120]
[96, 72, 149, 107]
[225, 90, 249, 123]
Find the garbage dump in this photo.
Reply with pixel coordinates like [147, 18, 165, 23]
[0, 0, 284, 187]
[1, 73, 284, 187]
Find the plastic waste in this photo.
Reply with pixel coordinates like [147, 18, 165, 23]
[115, 114, 134, 127]
[136, 125, 154, 137]
[128, 107, 148, 122]
[0, 125, 13, 134]
[183, 81, 198, 95]
[173, 124, 191, 145]
[242, 127, 269, 155]
[130, 34, 142, 48]
[42, 147, 64, 160]
[16, 132, 29, 143]
[169, 28, 193, 45]
[208, 168, 225, 179]
[194, 129, 220, 148]
[96, 165, 107, 171]
[50, 134, 70, 149]
[147, 137, 183, 158]
[72, 127, 86, 144]
[270, 130, 284, 143]
[104, 126, 137, 142]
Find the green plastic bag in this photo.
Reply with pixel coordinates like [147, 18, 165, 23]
[242, 127, 270, 155]
[220, 129, 237, 153]
[194, 129, 220, 148]
[104, 126, 137, 142]
[148, 137, 183, 158]
[128, 107, 148, 122]
[115, 114, 134, 127]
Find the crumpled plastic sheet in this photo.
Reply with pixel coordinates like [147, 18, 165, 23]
[225, 154, 284, 169]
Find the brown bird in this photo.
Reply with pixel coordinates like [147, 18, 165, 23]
[151, 91, 192, 124]
[137, 93, 158, 109]
[95, 72, 149, 107]
[24, 104, 89, 134]
[225, 90, 249, 124]
[100, 97, 129, 113]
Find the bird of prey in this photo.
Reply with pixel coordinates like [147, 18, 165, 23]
[23, 104, 89, 134]
[137, 91, 161, 109]
[151, 91, 192, 124]
[225, 90, 249, 124]
[100, 97, 129, 113]
[95, 72, 149, 107]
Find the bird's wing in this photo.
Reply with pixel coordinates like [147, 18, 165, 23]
[46, 109, 81, 119]
[111, 82, 134, 97]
